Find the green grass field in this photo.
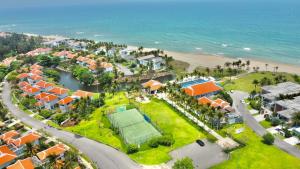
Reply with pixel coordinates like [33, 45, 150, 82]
[212, 124, 300, 169]
[259, 120, 272, 129]
[66, 93, 206, 164]
[223, 72, 297, 93]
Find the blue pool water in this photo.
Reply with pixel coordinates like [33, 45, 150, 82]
[181, 79, 208, 88]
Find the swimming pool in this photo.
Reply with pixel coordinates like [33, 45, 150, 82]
[181, 79, 208, 88]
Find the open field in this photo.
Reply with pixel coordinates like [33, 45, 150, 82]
[211, 124, 300, 169]
[66, 93, 206, 164]
[223, 72, 298, 93]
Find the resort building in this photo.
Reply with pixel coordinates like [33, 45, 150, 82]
[6, 157, 35, 169]
[26, 48, 52, 57]
[34, 80, 54, 92]
[28, 74, 43, 84]
[137, 55, 165, 70]
[53, 50, 76, 59]
[36, 144, 66, 163]
[198, 97, 232, 112]
[261, 82, 300, 114]
[30, 64, 43, 70]
[17, 73, 30, 81]
[48, 87, 68, 99]
[10, 132, 41, 155]
[184, 81, 222, 98]
[22, 85, 41, 96]
[0, 130, 20, 144]
[30, 69, 43, 76]
[0, 145, 17, 168]
[142, 80, 163, 94]
[72, 90, 94, 99]
[40, 94, 59, 110]
[107, 48, 116, 57]
[58, 96, 74, 112]
[18, 81, 29, 88]
[274, 96, 300, 123]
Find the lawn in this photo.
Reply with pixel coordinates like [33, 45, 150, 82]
[259, 120, 272, 129]
[130, 98, 206, 164]
[65, 93, 206, 164]
[169, 60, 190, 76]
[211, 124, 300, 169]
[223, 71, 297, 93]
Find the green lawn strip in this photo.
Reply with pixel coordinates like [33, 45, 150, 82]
[259, 120, 272, 129]
[223, 72, 297, 93]
[33, 114, 44, 121]
[66, 93, 206, 164]
[211, 124, 300, 169]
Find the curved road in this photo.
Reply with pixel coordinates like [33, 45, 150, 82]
[231, 91, 300, 158]
[1, 81, 141, 169]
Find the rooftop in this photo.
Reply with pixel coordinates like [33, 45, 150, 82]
[11, 132, 41, 147]
[276, 96, 300, 119]
[37, 144, 66, 161]
[49, 87, 68, 95]
[184, 81, 222, 97]
[58, 96, 74, 105]
[262, 82, 300, 100]
[0, 145, 17, 166]
[0, 130, 19, 143]
[142, 80, 163, 91]
[6, 158, 35, 169]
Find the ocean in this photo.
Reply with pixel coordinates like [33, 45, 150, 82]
[0, 1, 300, 65]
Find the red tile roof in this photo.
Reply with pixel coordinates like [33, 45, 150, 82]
[184, 81, 222, 97]
[198, 97, 212, 105]
[30, 69, 43, 75]
[23, 86, 41, 94]
[198, 97, 230, 109]
[29, 74, 43, 81]
[30, 64, 43, 70]
[34, 92, 50, 100]
[0, 130, 19, 143]
[37, 144, 66, 161]
[0, 145, 17, 166]
[18, 81, 29, 88]
[142, 80, 163, 91]
[58, 97, 74, 105]
[41, 94, 58, 103]
[17, 73, 29, 79]
[35, 80, 54, 89]
[49, 87, 68, 95]
[6, 158, 35, 169]
[11, 132, 41, 147]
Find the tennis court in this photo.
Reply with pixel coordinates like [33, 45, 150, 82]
[109, 108, 161, 145]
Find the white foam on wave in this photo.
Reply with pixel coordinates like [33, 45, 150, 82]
[0, 24, 17, 28]
[76, 32, 84, 35]
[94, 34, 103, 37]
[154, 41, 160, 44]
[195, 47, 202, 50]
[243, 47, 251, 51]
[222, 43, 228, 47]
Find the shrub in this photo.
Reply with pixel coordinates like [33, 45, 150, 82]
[39, 109, 54, 119]
[172, 157, 194, 169]
[271, 118, 281, 126]
[126, 144, 139, 154]
[283, 128, 292, 138]
[148, 137, 159, 148]
[158, 135, 175, 146]
[262, 133, 275, 145]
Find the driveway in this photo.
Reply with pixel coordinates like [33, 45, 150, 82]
[167, 140, 228, 169]
[231, 91, 300, 158]
[1, 81, 141, 169]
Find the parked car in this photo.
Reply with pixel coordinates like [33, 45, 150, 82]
[196, 139, 205, 146]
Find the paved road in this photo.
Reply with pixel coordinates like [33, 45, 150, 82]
[1, 81, 141, 169]
[167, 141, 228, 169]
[231, 91, 300, 158]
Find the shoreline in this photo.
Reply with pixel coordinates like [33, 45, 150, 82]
[16, 32, 300, 75]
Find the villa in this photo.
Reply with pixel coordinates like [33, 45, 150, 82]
[39, 94, 59, 110]
[198, 97, 233, 112]
[88, 61, 113, 73]
[30, 64, 43, 70]
[18, 81, 29, 88]
[17, 73, 30, 81]
[30, 69, 43, 76]
[137, 55, 165, 70]
[6, 158, 35, 169]
[34, 80, 54, 92]
[26, 48, 52, 57]
[22, 85, 41, 96]
[72, 90, 94, 99]
[36, 144, 66, 163]
[261, 82, 300, 114]
[28, 74, 43, 84]
[184, 81, 222, 98]
[58, 96, 74, 112]
[10, 132, 41, 155]
[53, 50, 76, 59]
[107, 47, 116, 57]
[142, 80, 163, 94]
[0, 145, 17, 168]
[0, 130, 20, 144]
[48, 87, 68, 99]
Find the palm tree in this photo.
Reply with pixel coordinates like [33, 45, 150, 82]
[292, 112, 300, 127]
[205, 67, 210, 76]
[265, 63, 268, 71]
[246, 60, 250, 70]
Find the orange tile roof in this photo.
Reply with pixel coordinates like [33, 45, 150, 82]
[34, 92, 50, 100]
[58, 96, 74, 105]
[35, 101, 44, 107]
[41, 94, 58, 103]
[11, 132, 41, 147]
[0, 130, 19, 143]
[142, 80, 163, 91]
[76, 56, 88, 62]
[0, 145, 17, 166]
[37, 144, 66, 161]
[35, 80, 54, 89]
[6, 158, 35, 169]
[23, 86, 41, 94]
[30, 64, 43, 70]
[18, 81, 29, 88]
[198, 97, 212, 105]
[49, 87, 68, 95]
[17, 73, 29, 79]
[184, 81, 222, 97]
[30, 69, 43, 75]
[72, 90, 93, 98]
[29, 74, 43, 81]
